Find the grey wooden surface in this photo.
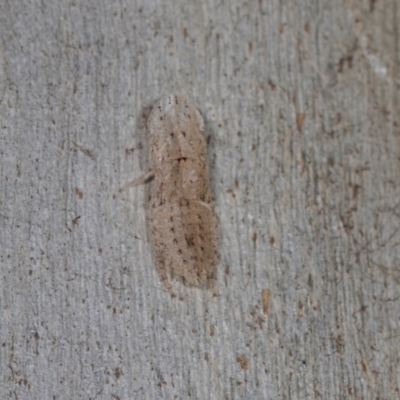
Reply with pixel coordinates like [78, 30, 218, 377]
[1, 1, 399, 399]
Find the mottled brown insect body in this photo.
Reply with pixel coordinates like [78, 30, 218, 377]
[147, 94, 218, 290]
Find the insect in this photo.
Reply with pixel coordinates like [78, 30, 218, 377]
[147, 94, 218, 293]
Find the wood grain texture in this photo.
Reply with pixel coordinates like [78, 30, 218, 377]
[0, 1, 399, 399]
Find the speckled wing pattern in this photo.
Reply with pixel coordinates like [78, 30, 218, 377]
[147, 94, 218, 291]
